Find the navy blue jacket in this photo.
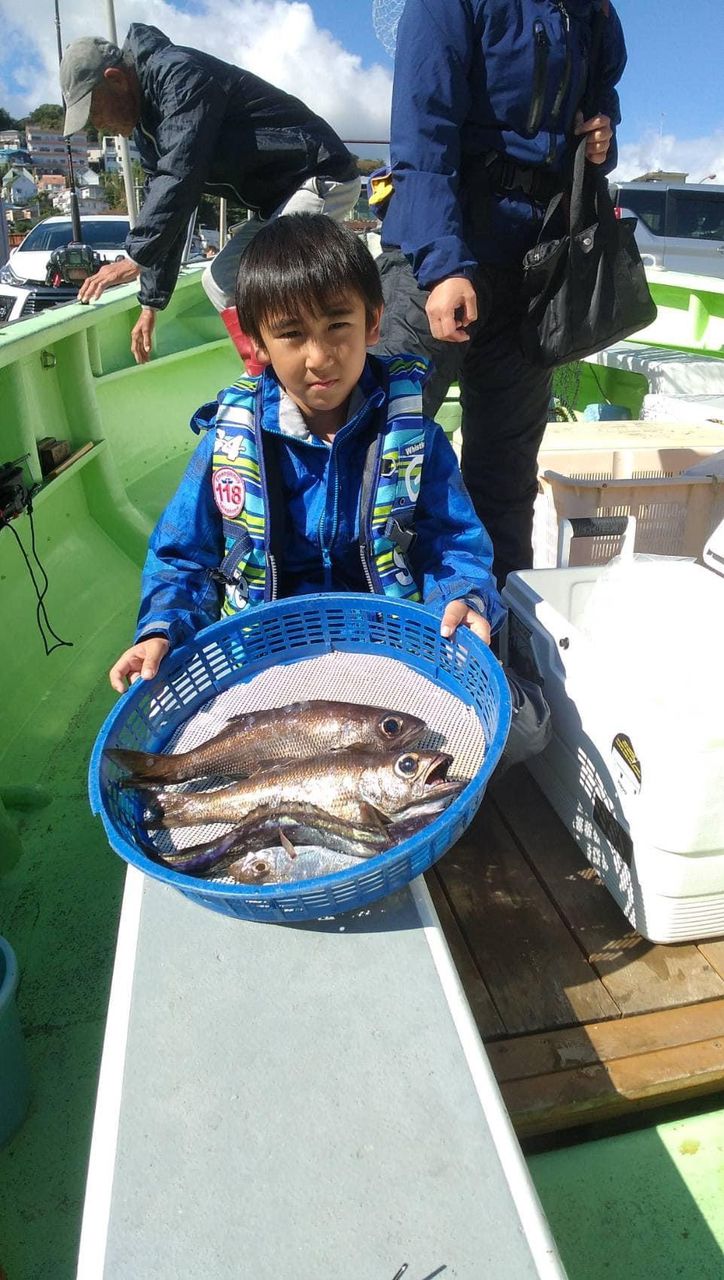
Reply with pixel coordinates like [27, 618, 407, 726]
[382, 0, 627, 286]
[123, 25, 357, 309]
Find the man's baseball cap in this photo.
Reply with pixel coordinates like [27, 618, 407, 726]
[60, 37, 123, 136]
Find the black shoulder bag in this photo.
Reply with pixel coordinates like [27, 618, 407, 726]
[519, 9, 657, 368]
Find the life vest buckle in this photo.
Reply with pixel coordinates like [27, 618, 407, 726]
[385, 516, 416, 554]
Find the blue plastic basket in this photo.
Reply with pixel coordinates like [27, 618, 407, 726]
[89, 595, 511, 923]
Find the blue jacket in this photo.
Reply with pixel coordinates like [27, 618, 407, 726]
[124, 24, 357, 309]
[135, 357, 505, 648]
[382, 0, 627, 285]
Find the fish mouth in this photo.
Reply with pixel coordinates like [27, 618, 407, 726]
[421, 752, 459, 795]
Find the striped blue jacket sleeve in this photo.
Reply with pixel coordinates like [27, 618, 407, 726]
[412, 424, 506, 633]
[135, 429, 224, 647]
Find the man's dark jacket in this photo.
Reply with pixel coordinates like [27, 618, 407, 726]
[123, 25, 356, 308]
[382, 0, 627, 287]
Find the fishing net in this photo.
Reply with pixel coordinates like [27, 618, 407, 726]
[372, 0, 406, 58]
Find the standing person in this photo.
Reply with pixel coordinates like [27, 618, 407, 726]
[373, 0, 627, 583]
[59, 25, 360, 366]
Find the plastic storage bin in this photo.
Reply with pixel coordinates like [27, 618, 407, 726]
[89, 595, 511, 924]
[502, 525, 724, 943]
[0, 935, 30, 1147]
[533, 420, 724, 567]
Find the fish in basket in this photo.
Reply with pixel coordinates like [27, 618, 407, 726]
[89, 595, 511, 923]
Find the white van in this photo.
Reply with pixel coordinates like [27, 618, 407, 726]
[609, 181, 724, 278]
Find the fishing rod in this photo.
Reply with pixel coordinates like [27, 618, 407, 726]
[54, 0, 82, 245]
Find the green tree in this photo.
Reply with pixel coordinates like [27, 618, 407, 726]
[355, 157, 385, 175]
[100, 171, 127, 214]
[0, 107, 19, 132]
[27, 104, 65, 132]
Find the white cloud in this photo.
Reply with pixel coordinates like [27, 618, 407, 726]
[611, 128, 724, 184]
[0, 0, 392, 145]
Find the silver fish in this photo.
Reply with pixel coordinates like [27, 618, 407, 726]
[148, 803, 390, 876]
[226, 843, 363, 885]
[107, 700, 426, 785]
[143, 748, 458, 830]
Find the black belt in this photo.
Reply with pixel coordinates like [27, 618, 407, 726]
[482, 151, 563, 205]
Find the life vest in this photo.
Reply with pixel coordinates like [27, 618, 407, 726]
[207, 355, 428, 614]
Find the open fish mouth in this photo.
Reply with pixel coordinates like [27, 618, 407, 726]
[421, 752, 458, 793]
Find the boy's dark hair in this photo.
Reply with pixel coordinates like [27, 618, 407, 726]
[235, 213, 383, 344]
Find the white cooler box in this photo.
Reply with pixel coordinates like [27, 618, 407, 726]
[501, 522, 724, 944]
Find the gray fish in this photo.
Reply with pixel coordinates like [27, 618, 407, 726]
[226, 843, 363, 885]
[221, 793, 468, 885]
[149, 803, 390, 876]
[143, 748, 458, 830]
[106, 700, 426, 785]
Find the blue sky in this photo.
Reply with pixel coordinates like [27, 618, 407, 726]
[311, 0, 724, 155]
[1, 0, 723, 179]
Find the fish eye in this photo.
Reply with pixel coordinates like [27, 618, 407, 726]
[395, 754, 419, 777]
[381, 716, 402, 737]
[253, 859, 269, 875]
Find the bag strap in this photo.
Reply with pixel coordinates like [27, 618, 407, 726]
[533, 2, 612, 243]
[568, 136, 591, 237]
[568, 135, 620, 240]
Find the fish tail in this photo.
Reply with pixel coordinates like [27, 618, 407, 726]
[106, 747, 182, 785]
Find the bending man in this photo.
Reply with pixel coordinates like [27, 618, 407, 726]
[60, 24, 360, 365]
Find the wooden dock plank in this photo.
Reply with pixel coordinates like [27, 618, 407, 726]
[425, 869, 505, 1039]
[491, 767, 724, 1015]
[499, 1036, 724, 1137]
[698, 941, 724, 981]
[488, 998, 724, 1082]
[436, 799, 619, 1036]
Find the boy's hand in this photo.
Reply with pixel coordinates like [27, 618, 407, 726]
[440, 600, 491, 645]
[109, 637, 170, 694]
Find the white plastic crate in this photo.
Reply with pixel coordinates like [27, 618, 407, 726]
[533, 421, 724, 566]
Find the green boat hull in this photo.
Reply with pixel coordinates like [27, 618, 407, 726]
[0, 272, 722, 1278]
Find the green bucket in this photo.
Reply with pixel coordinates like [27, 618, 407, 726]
[0, 936, 30, 1147]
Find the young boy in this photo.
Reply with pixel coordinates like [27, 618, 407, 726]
[108, 215, 550, 770]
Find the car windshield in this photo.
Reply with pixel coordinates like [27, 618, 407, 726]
[18, 220, 130, 252]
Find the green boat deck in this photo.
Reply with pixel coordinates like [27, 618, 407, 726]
[1, 273, 723, 1278]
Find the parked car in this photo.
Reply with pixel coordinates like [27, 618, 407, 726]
[0, 283, 30, 325]
[610, 181, 724, 278]
[0, 214, 132, 321]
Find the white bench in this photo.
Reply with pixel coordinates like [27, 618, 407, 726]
[77, 871, 565, 1280]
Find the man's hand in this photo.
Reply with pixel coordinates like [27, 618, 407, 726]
[109, 637, 170, 694]
[440, 600, 491, 645]
[425, 276, 477, 343]
[131, 307, 157, 364]
[77, 258, 140, 303]
[574, 112, 613, 164]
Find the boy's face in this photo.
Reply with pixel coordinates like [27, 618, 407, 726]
[253, 291, 382, 438]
